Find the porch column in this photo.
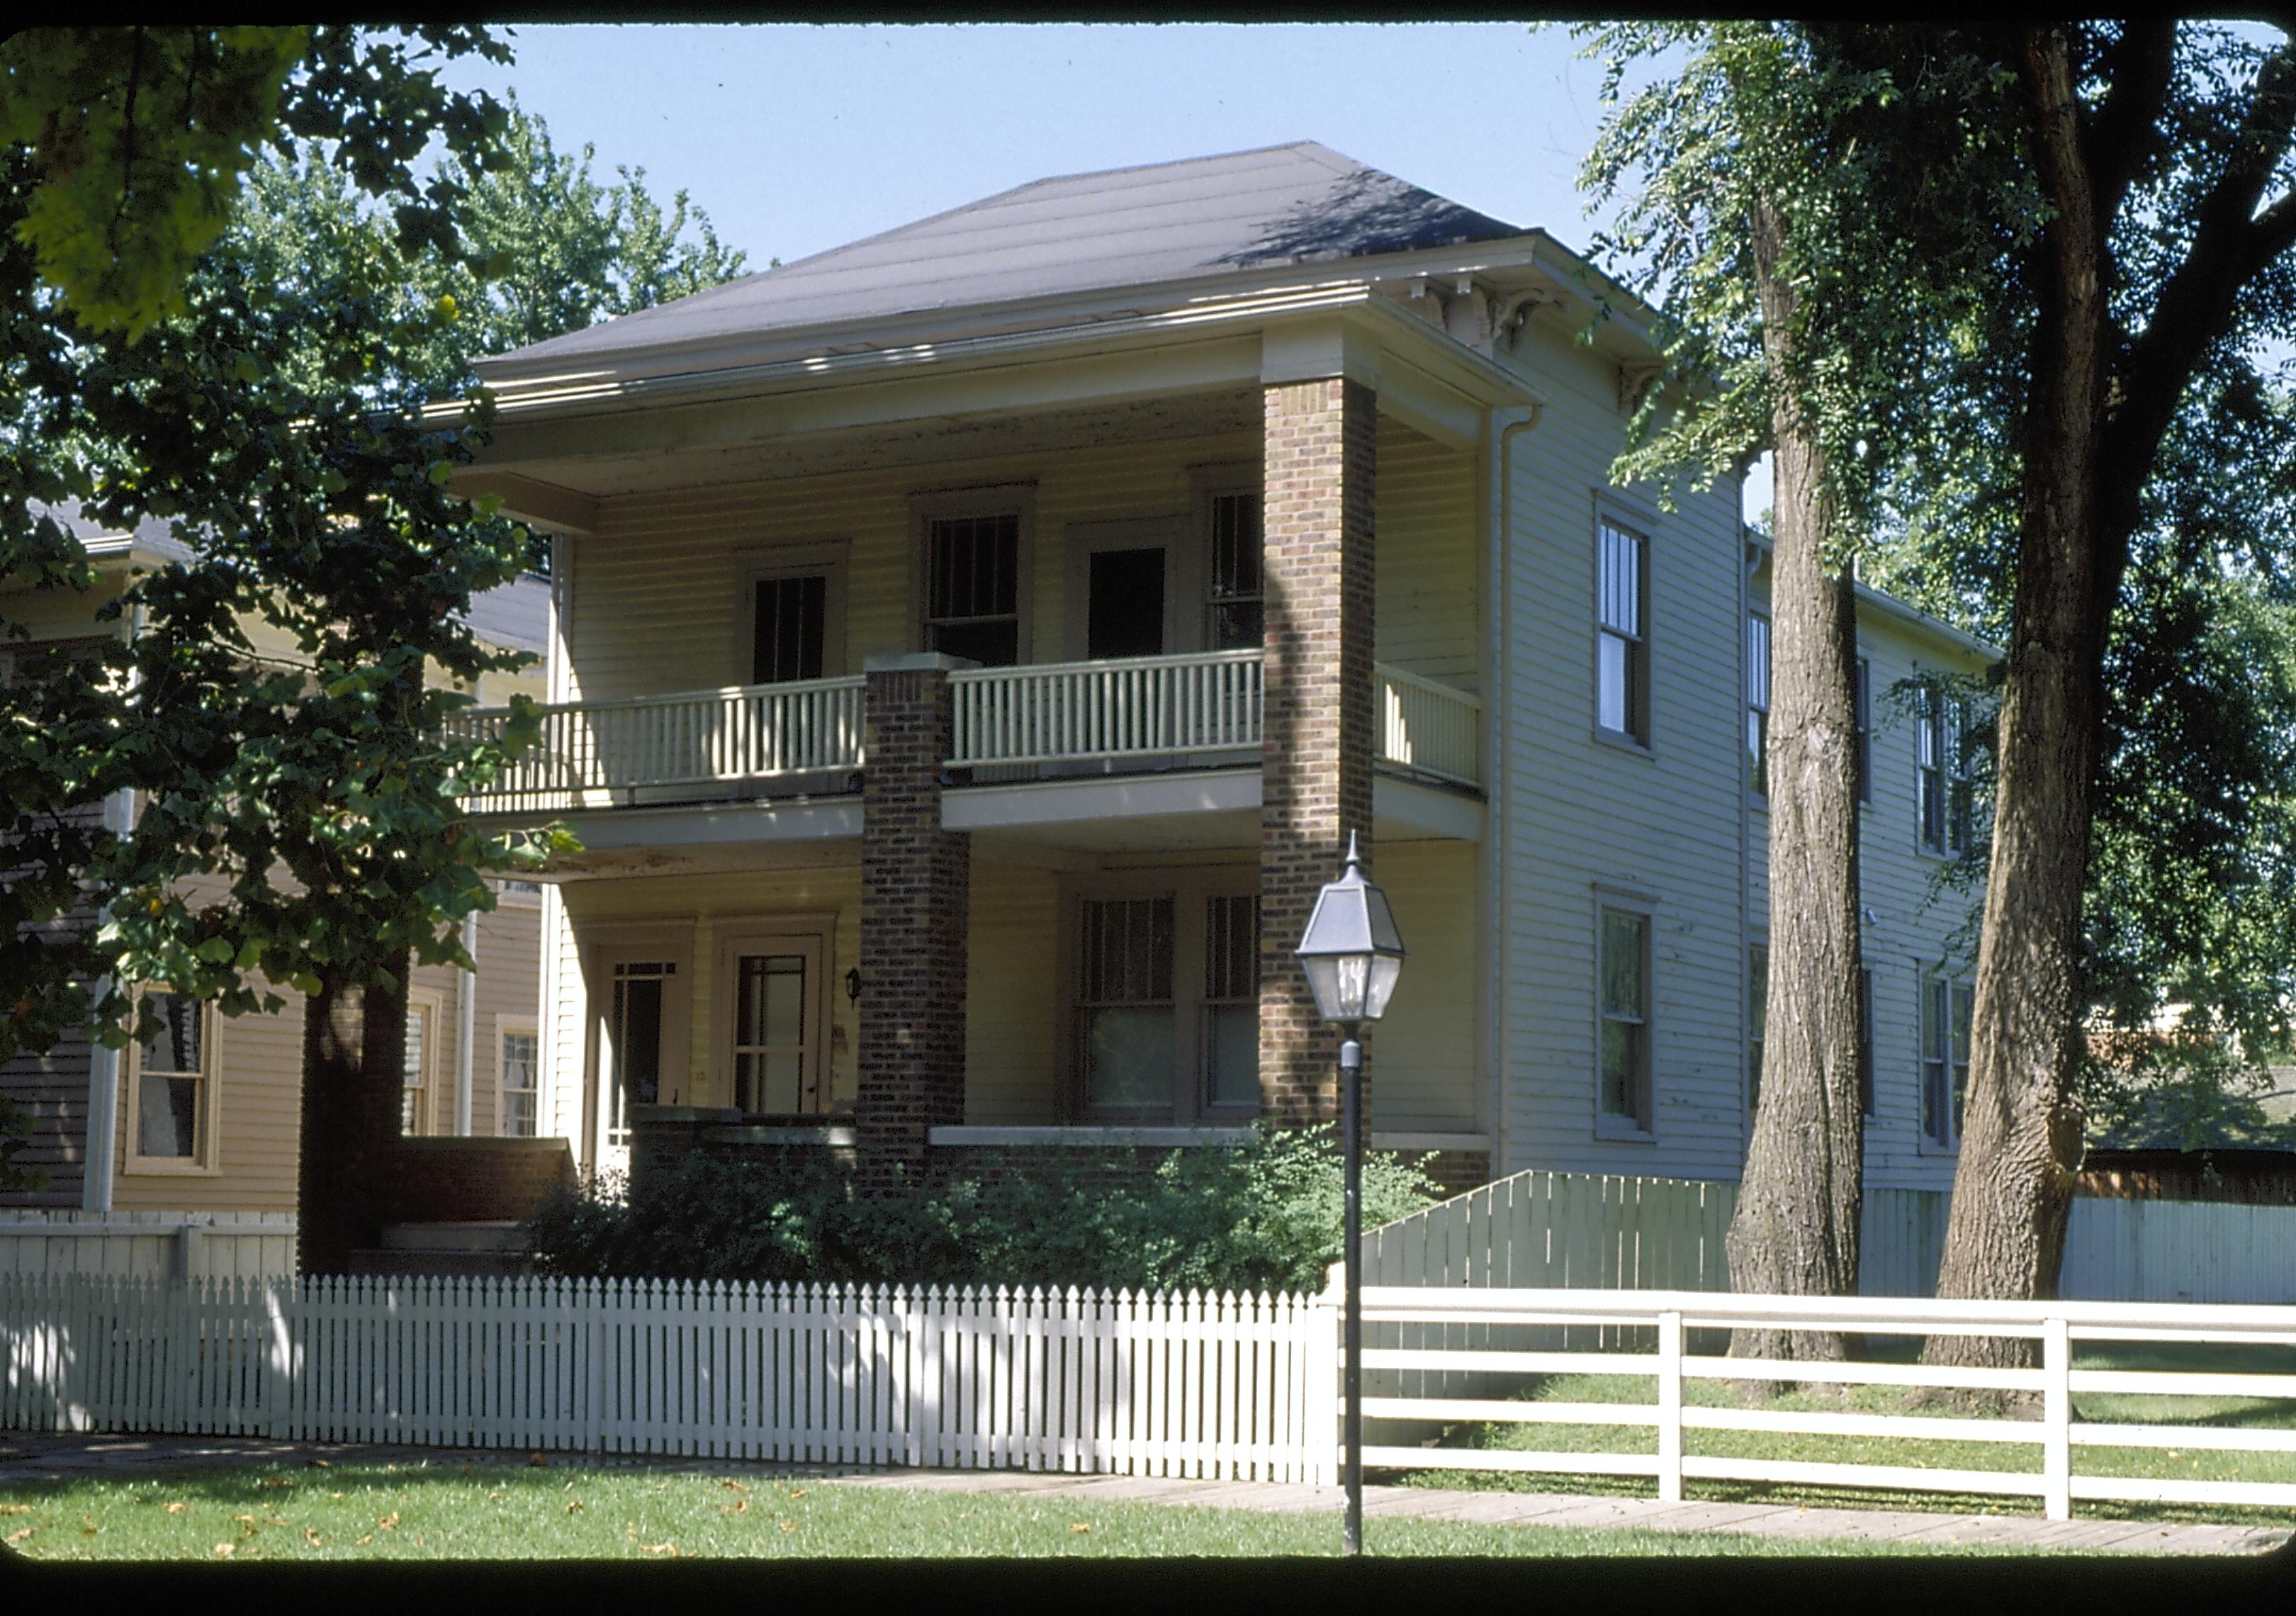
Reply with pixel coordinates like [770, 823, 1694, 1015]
[1259, 371, 1378, 1125]
[857, 653, 972, 1186]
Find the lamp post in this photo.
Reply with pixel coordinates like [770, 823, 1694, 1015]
[1293, 831, 1405, 1558]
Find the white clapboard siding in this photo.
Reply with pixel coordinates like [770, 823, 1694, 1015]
[0, 1273, 1327, 1483]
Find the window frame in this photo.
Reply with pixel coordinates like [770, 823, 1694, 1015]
[1593, 890, 1658, 1140]
[742, 539, 850, 685]
[400, 984, 446, 1138]
[123, 989, 220, 1175]
[580, 924, 696, 1167]
[1062, 515, 1188, 661]
[912, 485, 1035, 667]
[1193, 466, 1265, 655]
[1854, 656, 1873, 807]
[710, 914, 836, 1118]
[495, 1015, 541, 1139]
[1057, 867, 1262, 1125]
[1919, 968, 1975, 1152]
[1746, 610, 1772, 801]
[1917, 678, 1976, 860]
[1594, 510, 1653, 749]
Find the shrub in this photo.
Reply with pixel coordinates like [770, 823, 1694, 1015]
[521, 1123, 1444, 1294]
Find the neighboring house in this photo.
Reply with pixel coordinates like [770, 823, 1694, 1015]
[441, 140, 1999, 1199]
[0, 505, 561, 1242]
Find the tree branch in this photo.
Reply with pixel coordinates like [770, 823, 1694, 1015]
[2087, 18, 2179, 224]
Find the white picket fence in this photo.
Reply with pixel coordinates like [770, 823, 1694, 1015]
[1356, 1286, 2296, 1520]
[1365, 1168, 2296, 1306]
[0, 1273, 1330, 1481]
[0, 1211, 296, 1283]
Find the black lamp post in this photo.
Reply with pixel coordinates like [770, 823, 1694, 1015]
[1293, 830, 1405, 1558]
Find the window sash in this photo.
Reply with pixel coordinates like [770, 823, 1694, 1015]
[1748, 614, 1771, 797]
[1598, 907, 1652, 1129]
[133, 993, 208, 1162]
[1922, 975, 1971, 1146]
[1597, 522, 1648, 741]
[500, 1031, 540, 1139]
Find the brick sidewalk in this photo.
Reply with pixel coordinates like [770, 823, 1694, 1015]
[1, 1430, 2287, 1556]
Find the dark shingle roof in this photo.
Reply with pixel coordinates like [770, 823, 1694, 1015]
[482, 142, 1522, 373]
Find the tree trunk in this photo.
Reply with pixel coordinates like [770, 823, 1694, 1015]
[295, 954, 410, 1275]
[1724, 189, 1868, 1365]
[1925, 28, 2104, 1370]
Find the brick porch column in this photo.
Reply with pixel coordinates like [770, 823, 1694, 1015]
[857, 653, 972, 1186]
[1259, 375, 1377, 1125]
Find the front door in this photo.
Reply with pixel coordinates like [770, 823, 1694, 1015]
[589, 953, 689, 1180]
[719, 930, 828, 1116]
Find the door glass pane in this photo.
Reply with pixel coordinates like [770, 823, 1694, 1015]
[1085, 1007, 1174, 1108]
[1087, 547, 1166, 660]
[608, 970, 667, 1143]
[753, 575, 827, 684]
[733, 953, 810, 1113]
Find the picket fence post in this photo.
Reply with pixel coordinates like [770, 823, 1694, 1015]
[1656, 1308, 1684, 1503]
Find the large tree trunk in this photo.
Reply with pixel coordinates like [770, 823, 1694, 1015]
[1925, 28, 2105, 1368]
[1723, 190, 1868, 1363]
[295, 954, 410, 1275]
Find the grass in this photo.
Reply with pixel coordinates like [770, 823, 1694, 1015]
[0, 1458, 2083, 1561]
[1385, 1335, 2296, 1527]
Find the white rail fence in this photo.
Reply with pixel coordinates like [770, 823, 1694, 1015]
[1356, 1286, 2296, 1520]
[948, 650, 1264, 770]
[0, 1211, 296, 1283]
[0, 1274, 1329, 1481]
[1366, 1168, 2296, 1306]
[1378, 664, 1481, 786]
[446, 677, 867, 812]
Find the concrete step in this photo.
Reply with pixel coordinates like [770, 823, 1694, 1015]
[379, 1221, 527, 1254]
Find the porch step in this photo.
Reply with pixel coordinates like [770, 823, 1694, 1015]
[379, 1221, 527, 1254]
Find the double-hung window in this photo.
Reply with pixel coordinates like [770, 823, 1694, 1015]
[1921, 973, 1974, 1148]
[129, 992, 213, 1169]
[499, 1025, 540, 1138]
[1854, 658, 1872, 804]
[924, 508, 1023, 666]
[1919, 685, 1975, 855]
[401, 991, 441, 1136]
[1071, 877, 1261, 1121]
[1747, 612, 1772, 797]
[1597, 518, 1650, 744]
[1597, 904, 1653, 1133]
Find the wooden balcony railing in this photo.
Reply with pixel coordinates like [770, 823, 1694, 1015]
[947, 649, 1264, 769]
[446, 675, 866, 811]
[451, 654, 1481, 815]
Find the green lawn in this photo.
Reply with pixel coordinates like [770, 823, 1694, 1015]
[0, 1459, 2070, 1561]
[1385, 1337, 2296, 1527]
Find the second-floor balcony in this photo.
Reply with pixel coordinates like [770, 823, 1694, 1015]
[447, 650, 1480, 820]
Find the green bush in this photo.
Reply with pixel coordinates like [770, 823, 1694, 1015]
[521, 1123, 1444, 1295]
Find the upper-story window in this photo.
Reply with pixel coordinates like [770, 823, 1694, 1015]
[1597, 517, 1650, 744]
[1921, 972, 1973, 1149]
[754, 574, 826, 683]
[1918, 685, 1975, 856]
[1205, 492, 1264, 651]
[1746, 612, 1771, 797]
[925, 510, 1023, 666]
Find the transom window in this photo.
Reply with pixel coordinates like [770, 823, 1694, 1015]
[925, 511, 1021, 666]
[1597, 518, 1650, 743]
[1921, 973, 1974, 1149]
[1206, 492, 1264, 651]
[1597, 904, 1653, 1133]
[132, 993, 210, 1166]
